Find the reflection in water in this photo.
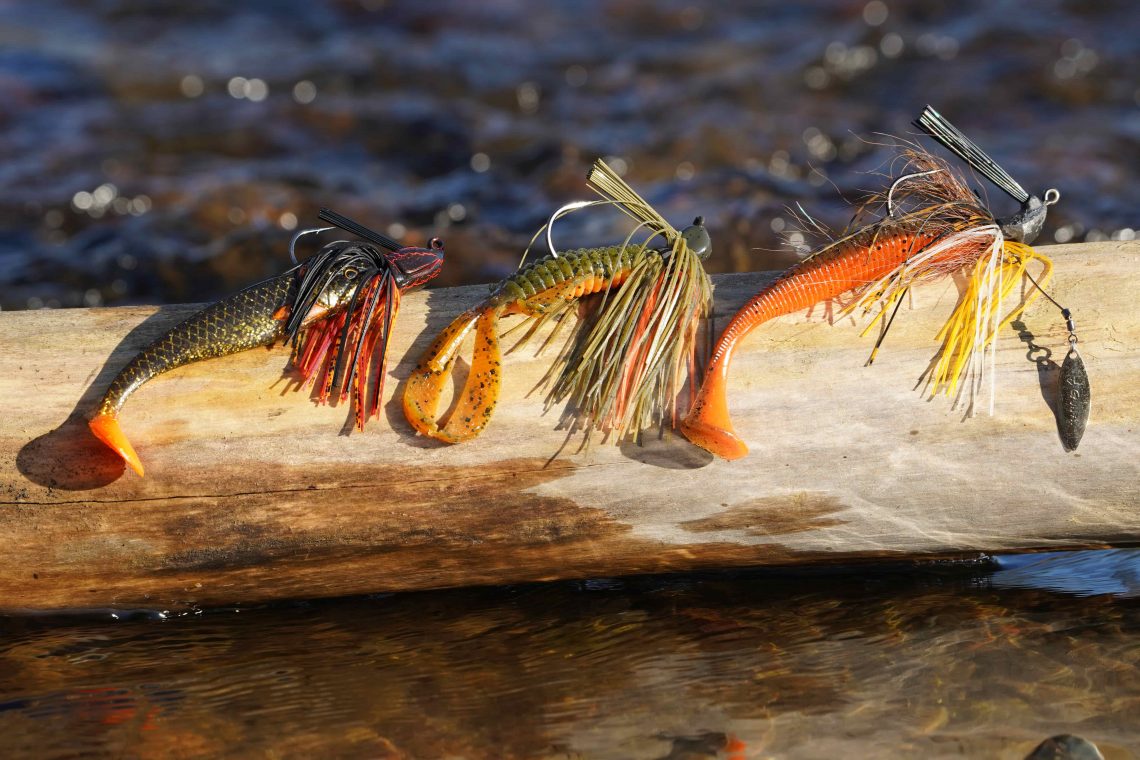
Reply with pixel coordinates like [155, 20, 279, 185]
[0, 552, 1136, 759]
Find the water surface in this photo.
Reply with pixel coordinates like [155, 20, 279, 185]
[1, 0, 1136, 309]
[1, 552, 1137, 758]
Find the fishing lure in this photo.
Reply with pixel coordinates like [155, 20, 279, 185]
[1024, 288, 1090, 451]
[402, 160, 713, 444]
[89, 209, 444, 476]
[917, 111, 1089, 452]
[681, 106, 1079, 459]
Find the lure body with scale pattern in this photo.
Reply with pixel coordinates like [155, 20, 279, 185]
[90, 210, 444, 476]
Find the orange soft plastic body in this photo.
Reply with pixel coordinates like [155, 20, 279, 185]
[680, 228, 939, 460]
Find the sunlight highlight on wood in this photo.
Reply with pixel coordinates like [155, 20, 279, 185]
[0, 242, 1136, 612]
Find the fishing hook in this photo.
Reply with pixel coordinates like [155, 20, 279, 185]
[289, 226, 334, 265]
[545, 200, 606, 259]
[887, 169, 942, 217]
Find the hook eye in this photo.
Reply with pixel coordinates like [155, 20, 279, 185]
[1044, 188, 1061, 206]
[430, 237, 444, 250]
[343, 268, 358, 280]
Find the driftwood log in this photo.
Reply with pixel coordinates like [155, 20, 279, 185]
[1, 241, 1137, 612]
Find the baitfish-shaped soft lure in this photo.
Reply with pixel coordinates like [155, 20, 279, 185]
[89, 209, 444, 476]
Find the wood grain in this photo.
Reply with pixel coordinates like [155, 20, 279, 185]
[1, 241, 1137, 612]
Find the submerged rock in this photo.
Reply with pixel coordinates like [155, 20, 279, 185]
[1025, 735, 1105, 760]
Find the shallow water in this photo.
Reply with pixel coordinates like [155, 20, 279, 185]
[0, 552, 1137, 759]
[1, 0, 1137, 310]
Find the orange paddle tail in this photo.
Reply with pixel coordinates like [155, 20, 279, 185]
[89, 413, 145, 477]
[682, 230, 939, 459]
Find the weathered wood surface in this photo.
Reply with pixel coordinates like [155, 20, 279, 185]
[1, 241, 1137, 612]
